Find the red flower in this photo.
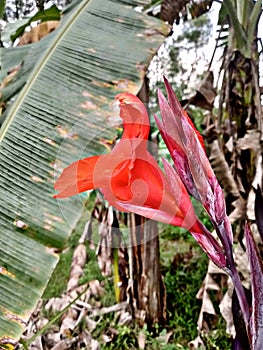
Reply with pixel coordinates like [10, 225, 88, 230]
[54, 92, 226, 268]
[55, 93, 201, 232]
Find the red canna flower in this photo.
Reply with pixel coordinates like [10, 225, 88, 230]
[54, 93, 196, 228]
[54, 92, 226, 268]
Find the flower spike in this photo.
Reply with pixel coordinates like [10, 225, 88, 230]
[157, 78, 229, 236]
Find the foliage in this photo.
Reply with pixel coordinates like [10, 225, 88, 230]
[201, 319, 232, 350]
[43, 208, 86, 299]
[1, 0, 262, 347]
[43, 232, 115, 306]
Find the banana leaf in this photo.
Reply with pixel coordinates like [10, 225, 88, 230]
[0, 0, 169, 345]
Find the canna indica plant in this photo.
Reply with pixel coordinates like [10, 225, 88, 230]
[54, 78, 263, 349]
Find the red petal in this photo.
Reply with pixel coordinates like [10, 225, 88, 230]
[102, 149, 177, 225]
[54, 137, 140, 199]
[54, 155, 102, 198]
[157, 90, 185, 150]
[162, 159, 203, 233]
[110, 151, 203, 232]
[102, 151, 164, 208]
[115, 93, 150, 140]
[163, 77, 205, 150]
[54, 93, 151, 199]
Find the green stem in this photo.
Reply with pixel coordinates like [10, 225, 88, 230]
[113, 247, 120, 302]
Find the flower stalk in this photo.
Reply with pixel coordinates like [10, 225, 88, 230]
[157, 78, 253, 346]
[216, 219, 251, 331]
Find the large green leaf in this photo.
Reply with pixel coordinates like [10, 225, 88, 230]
[0, 0, 169, 345]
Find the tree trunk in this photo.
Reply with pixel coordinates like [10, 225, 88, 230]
[127, 214, 166, 327]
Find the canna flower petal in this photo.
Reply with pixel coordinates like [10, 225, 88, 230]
[115, 93, 150, 140]
[54, 92, 149, 199]
[116, 153, 202, 232]
[155, 115, 200, 200]
[162, 76, 205, 150]
[54, 155, 101, 198]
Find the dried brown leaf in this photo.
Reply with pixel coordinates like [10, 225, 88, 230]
[236, 130, 261, 152]
[18, 21, 60, 45]
[229, 197, 247, 224]
[233, 243, 250, 289]
[0, 64, 21, 90]
[196, 260, 228, 335]
[50, 338, 77, 350]
[89, 279, 104, 297]
[225, 136, 234, 153]
[187, 71, 216, 110]
[117, 311, 133, 325]
[219, 281, 235, 337]
[67, 244, 87, 291]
